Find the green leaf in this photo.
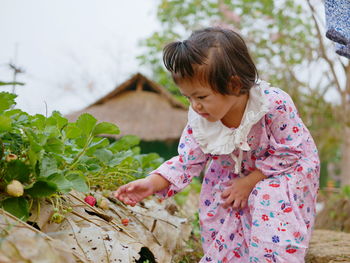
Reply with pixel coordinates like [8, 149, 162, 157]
[63, 123, 82, 139]
[108, 150, 134, 167]
[44, 137, 64, 154]
[138, 153, 163, 170]
[44, 125, 60, 138]
[75, 137, 88, 148]
[86, 137, 110, 155]
[0, 92, 16, 113]
[132, 146, 141, 155]
[4, 109, 29, 124]
[87, 163, 101, 172]
[4, 160, 31, 183]
[0, 115, 12, 132]
[47, 111, 68, 130]
[1, 197, 29, 221]
[55, 153, 74, 164]
[75, 113, 97, 137]
[25, 180, 57, 197]
[94, 148, 113, 163]
[109, 135, 140, 152]
[47, 173, 72, 193]
[25, 128, 44, 153]
[29, 114, 46, 130]
[93, 122, 120, 136]
[66, 171, 89, 192]
[40, 155, 58, 177]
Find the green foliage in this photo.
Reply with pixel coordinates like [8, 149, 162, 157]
[0, 92, 163, 220]
[342, 185, 350, 199]
[174, 177, 201, 206]
[1, 197, 29, 221]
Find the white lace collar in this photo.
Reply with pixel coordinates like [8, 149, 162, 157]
[188, 80, 270, 155]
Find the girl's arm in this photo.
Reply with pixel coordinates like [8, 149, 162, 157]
[244, 169, 266, 188]
[151, 124, 209, 199]
[116, 125, 207, 206]
[255, 89, 318, 177]
[147, 173, 171, 192]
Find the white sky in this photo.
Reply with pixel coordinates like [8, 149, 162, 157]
[0, 0, 159, 115]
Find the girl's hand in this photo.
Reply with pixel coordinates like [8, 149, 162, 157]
[221, 177, 255, 210]
[221, 170, 266, 210]
[114, 178, 155, 207]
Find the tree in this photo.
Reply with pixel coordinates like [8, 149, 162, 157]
[138, 0, 349, 186]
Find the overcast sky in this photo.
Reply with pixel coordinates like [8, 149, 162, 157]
[0, 0, 159, 115]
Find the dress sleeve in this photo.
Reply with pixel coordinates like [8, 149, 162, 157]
[255, 91, 305, 177]
[150, 124, 209, 199]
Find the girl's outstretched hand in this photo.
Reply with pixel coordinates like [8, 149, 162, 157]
[114, 178, 155, 207]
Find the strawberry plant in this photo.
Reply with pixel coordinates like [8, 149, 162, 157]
[0, 91, 163, 220]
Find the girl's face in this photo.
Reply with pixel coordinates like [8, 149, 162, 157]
[177, 78, 247, 125]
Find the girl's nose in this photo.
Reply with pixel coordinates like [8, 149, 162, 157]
[192, 100, 202, 111]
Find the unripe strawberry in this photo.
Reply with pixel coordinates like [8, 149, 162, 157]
[84, 195, 96, 206]
[51, 212, 65, 224]
[6, 180, 24, 197]
[5, 154, 17, 162]
[98, 199, 109, 210]
[121, 218, 129, 226]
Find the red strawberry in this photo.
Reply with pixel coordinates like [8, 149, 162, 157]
[121, 218, 129, 226]
[84, 195, 96, 206]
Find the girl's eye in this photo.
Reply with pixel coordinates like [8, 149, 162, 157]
[197, 96, 207, 100]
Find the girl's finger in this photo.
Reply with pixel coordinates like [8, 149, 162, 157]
[222, 194, 235, 208]
[117, 194, 125, 203]
[222, 180, 234, 187]
[123, 195, 135, 206]
[114, 189, 123, 199]
[127, 185, 135, 192]
[221, 188, 230, 199]
[240, 199, 247, 209]
[232, 199, 241, 210]
[116, 184, 128, 195]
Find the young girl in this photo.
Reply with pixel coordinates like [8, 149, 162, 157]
[115, 27, 320, 263]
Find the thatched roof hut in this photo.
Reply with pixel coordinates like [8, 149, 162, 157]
[66, 73, 188, 141]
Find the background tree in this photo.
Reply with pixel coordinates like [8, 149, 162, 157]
[138, 0, 349, 186]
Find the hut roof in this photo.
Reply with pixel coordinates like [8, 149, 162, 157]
[66, 73, 188, 141]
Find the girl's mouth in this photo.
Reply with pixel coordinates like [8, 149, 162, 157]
[199, 113, 210, 118]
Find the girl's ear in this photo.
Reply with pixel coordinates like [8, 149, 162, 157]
[229, 75, 243, 96]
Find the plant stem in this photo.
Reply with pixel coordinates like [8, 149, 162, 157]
[69, 135, 94, 170]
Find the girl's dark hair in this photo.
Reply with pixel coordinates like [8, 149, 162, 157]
[163, 27, 258, 95]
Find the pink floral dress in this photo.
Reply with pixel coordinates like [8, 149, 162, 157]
[152, 81, 320, 263]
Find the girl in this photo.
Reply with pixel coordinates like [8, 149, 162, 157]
[115, 27, 320, 263]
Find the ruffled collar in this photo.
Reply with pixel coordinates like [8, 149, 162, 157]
[188, 80, 270, 155]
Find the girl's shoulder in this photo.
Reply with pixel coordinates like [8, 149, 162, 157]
[260, 84, 291, 100]
[258, 82, 296, 109]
